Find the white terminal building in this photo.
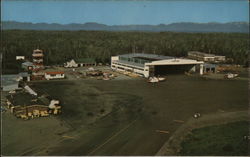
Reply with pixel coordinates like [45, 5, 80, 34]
[187, 51, 226, 62]
[111, 53, 204, 77]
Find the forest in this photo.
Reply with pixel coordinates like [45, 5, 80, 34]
[1, 30, 249, 74]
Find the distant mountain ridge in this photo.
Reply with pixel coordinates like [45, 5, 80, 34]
[2, 21, 249, 33]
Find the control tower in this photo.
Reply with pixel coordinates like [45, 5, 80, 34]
[32, 49, 45, 80]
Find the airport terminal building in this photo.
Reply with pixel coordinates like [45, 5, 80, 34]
[111, 53, 204, 77]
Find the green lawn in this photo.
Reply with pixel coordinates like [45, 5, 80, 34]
[180, 121, 249, 156]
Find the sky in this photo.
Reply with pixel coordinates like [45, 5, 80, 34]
[2, 0, 249, 25]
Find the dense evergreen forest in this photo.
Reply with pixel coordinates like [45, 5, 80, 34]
[2, 30, 249, 74]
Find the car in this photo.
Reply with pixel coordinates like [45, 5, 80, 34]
[193, 113, 201, 119]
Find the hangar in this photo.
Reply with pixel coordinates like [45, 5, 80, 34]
[111, 53, 204, 77]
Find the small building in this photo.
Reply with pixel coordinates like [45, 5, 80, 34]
[64, 58, 96, 67]
[188, 51, 226, 62]
[111, 53, 204, 77]
[31, 71, 45, 80]
[18, 72, 31, 82]
[1, 75, 20, 91]
[75, 58, 96, 67]
[203, 63, 217, 73]
[214, 55, 226, 62]
[16, 56, 25, 60]
[22, 61, 34, 71]
[64, 59, 78, 68]
[6, 92, 62, 120]
[188, 51, 215, 62]
[45, 71, 65, 80]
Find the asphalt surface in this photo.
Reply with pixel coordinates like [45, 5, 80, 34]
[2, 71, 248, 156]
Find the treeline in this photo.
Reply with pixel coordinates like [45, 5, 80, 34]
[2, 30, 249, 73]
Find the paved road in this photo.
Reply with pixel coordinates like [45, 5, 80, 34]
[156, 110, 249, 155]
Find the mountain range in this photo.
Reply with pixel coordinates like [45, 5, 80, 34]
[2, 21, 249, 33]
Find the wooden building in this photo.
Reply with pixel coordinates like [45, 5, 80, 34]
[6, 91, 62, 120]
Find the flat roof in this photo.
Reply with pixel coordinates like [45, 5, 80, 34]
[114, 60, 145, 68]
[1, 75, 19, 86]
[22, 61, 33, 66]
[115, 53, 205, 67]
[7, 92, 50, 107]
[188, 51, 215, 57]
[119, 53, 174, 61]
[146, 58, 204, 66]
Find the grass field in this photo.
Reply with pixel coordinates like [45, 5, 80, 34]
[180, 121, 250, 156]
[2, 74, 248, 155]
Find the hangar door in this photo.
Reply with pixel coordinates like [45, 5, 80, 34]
[154, 64, 196, 76]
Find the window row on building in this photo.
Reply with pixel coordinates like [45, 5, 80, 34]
[111, 61, 146, 76]
[188, 51, 226, 62]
